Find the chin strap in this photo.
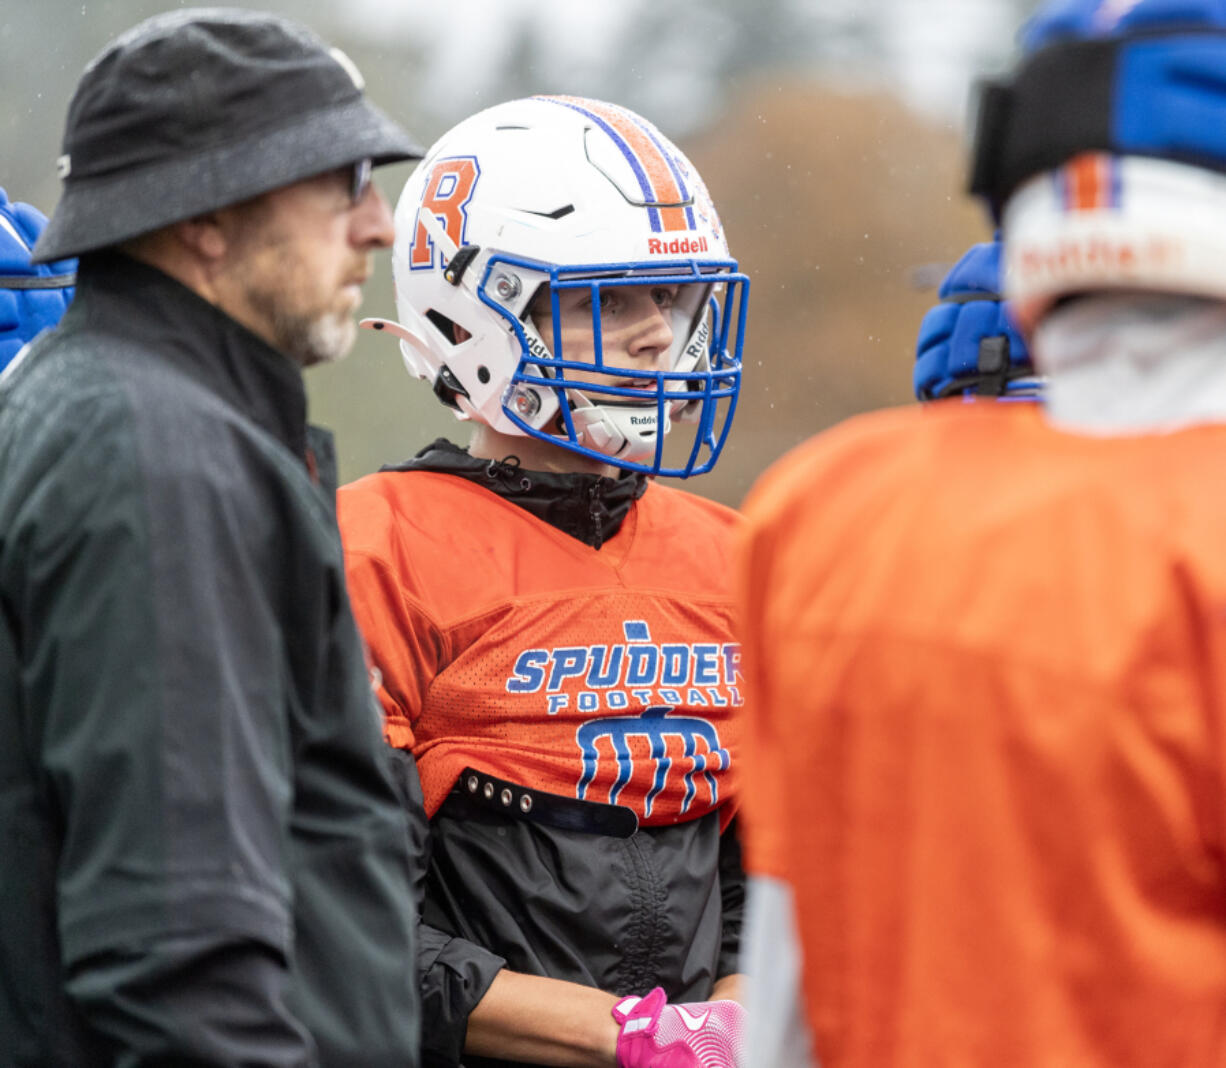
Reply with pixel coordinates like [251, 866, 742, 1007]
[415, 207, 487, 300]
[416, 205, 459, 263]
[566, 394, 676, 465]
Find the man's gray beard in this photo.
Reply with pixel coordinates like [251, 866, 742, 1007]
[272, 307, 357, 367]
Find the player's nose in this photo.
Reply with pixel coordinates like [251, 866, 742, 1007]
[626, 295, 673, 365]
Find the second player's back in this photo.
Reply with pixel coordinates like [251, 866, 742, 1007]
[740, 398, 1226, 1066]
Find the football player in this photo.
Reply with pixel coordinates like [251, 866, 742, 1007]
[737, 0, 1226, 1064]
[0, 187, 75, 373]
[339, 96, 749, 1068]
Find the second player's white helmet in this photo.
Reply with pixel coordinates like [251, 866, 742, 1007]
[367, 95, 748, 477]
[969, 0, 1226, 335]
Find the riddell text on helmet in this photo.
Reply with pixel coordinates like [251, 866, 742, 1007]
[647, 235, 709, 255]
[1016, 235, 1183, 281]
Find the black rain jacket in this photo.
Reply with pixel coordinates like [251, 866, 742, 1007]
[0, 253, 420, 1066]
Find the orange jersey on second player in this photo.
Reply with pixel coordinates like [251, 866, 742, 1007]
[339, 470, 743, 827]
[739, 400, 1226, 1067]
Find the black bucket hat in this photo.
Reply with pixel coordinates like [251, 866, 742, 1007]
[33, 8, 423, 263]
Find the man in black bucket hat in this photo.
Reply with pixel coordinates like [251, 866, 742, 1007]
[0, 9, 425, 1066]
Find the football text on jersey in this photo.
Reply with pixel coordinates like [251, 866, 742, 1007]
[505, 619, 742, 716]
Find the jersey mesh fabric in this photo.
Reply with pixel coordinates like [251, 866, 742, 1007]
[339, 471, 744, 828]
[739, 399, 1226, 1067]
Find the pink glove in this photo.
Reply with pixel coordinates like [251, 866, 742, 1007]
[612, 986, 745, 1068]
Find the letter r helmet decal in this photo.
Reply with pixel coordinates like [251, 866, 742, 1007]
[409, 156, 481, 269]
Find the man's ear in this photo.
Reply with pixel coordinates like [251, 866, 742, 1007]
[172, 213, 227, 262]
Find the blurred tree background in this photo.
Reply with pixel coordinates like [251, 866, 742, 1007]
[1, 0, 1040, 505]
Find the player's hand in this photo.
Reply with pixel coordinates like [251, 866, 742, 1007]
[612, 986, 745, 1067]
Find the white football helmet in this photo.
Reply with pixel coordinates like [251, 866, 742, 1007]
[366, 95, 748, 477]
[968, 3, 1226, 335]
[1003, 153, 1226, 334]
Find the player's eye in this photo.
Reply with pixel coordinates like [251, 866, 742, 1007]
[651, 285, 679, 310]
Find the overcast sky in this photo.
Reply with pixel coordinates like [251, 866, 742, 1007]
[345, 0, 1024, 125]
[346, 0, 1029, 128]
[349, 0, 627, 81]
[2, 0, 1035, 223]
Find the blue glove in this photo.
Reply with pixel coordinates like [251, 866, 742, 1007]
[913, 236, 1038, 401]
[0, 187, 76, 373]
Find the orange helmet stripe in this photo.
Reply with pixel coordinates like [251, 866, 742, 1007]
[540, 95, 694, 233]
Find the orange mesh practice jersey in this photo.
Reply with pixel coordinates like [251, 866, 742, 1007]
[339, 471, 743, 827]
[738, 400, 1226, 1068]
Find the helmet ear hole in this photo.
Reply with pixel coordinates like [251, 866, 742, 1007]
[425, 308, 471, 346]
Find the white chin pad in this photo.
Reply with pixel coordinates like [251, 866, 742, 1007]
[569, 400, 673, 463]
